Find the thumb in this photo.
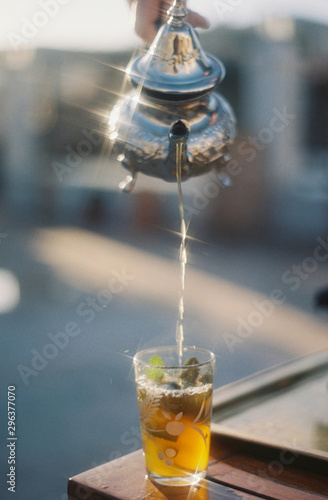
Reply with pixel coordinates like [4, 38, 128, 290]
[185, 9, 210, 29]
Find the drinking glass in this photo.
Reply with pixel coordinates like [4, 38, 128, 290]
[133, 346, 215, 486]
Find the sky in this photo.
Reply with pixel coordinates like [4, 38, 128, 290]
[1, 0, 328, 52]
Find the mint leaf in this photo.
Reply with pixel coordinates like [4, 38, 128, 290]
[146, 355, 165, 382]
[149, 355, 164, 367]
[181, 357, 199, 383]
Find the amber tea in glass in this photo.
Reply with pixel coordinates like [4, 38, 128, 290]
[133, 346, 215, 486]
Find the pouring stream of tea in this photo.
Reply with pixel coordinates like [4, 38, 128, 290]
[175, 141, 187, 365]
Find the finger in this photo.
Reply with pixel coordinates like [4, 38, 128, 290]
[134, 1, 210, 45]
[134, 0, 162, 44]
[185, 9, 210, 29]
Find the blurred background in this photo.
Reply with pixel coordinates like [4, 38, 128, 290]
[1, 1, 328, 498]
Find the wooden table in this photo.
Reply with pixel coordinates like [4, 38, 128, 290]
[67, 437, 328, 500]
[68, 353, 328, 499]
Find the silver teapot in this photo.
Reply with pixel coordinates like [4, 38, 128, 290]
[108, 0, 236, 192]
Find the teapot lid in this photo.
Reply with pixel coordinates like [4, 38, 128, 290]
[128, 0, 225, 101]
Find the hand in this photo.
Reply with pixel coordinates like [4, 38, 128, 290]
[129, 0, 209, 45]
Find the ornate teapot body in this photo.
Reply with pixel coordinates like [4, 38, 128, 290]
[108, 1, 236, 192]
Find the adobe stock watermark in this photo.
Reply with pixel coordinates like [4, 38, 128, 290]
[281, 236, 328, 291]
[52, 129, 102, 183]
[212, 0, 245, 21]
[66, 425, 142, 500]
[184, 106, 296, 220]
[0, 233, 8, 243]
[246, 439, 299, 495]
[17, 268, 135, 385]
[7, 0, 72, 51]
[223, 290, 286, 353]
[60, 423, 142, 499]
[223, 235, 328, 353]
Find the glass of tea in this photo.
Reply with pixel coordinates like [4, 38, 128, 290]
[133, 346, 215, 486]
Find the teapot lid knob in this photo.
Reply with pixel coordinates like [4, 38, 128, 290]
[167, 0, 188, 25]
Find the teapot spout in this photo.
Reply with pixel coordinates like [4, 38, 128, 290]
[168, 120, 190, 179]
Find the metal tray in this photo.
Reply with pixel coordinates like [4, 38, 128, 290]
[211, 351, 328, 463]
